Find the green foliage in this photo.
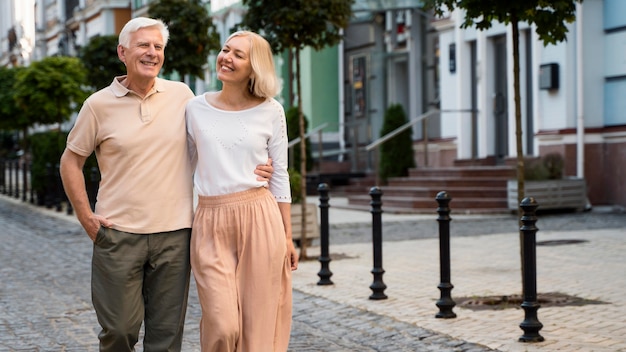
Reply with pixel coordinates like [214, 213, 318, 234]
[525, 152, 564, 180]
[14, 56, 90, 127]
[29, 131, 99, 203]
[379, 104, 415, 182]
[240, 0, 354, 53]
[29, 131, 67, 194]
[288, 167, 302, 203]
[79, 35, 126, 90]
[422, 0, 581, 46]
[0, 66, 25, 131]
[149, 0, 221, 80]
[0, 131, 18, 159]
[286, 106, 313, 171]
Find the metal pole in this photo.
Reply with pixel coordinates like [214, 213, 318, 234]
[317, 183, 333, 285]
[1, 160, 5, 194]
[519, 197, 544, 342]
[21, 161, 27, 202]
[8, 160, 13, 197]
[13, 160, 19, 199]
[369, 186, 387, 300]
[435, 191, 456, 318]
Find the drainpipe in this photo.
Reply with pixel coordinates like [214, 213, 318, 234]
[338, 31, 345, 162]
[576, 2, 584, 178]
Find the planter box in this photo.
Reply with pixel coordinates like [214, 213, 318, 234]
[291, 202, 319, 247]
[507, 178, 588, 211]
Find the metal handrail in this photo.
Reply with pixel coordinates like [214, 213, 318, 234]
[364, 109, 439, 151]
[287, 122, 329, 148]
[363, 109, 440, 186]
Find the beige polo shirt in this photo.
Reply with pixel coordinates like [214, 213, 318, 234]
[66, 76, 195, 234]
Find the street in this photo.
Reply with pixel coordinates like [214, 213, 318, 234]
[0, 196, 496, 351]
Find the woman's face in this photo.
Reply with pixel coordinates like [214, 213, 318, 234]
[216, 35, 253, 85]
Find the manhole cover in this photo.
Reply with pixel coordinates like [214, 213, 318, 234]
[536, 239, 588, 246]
[456, 292, 608, 311]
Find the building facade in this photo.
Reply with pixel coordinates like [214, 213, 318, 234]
[0, 0, 36, 67]
[433, 0, 626, 208]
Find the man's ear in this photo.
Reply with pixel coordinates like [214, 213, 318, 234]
[117, 45, 126, 64]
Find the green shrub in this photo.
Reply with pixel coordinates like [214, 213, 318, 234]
[285, 106, 313, 171]
[524, 153, 564, 180]
[29, 131, 99, 204]
[288, 167, 302, 204]
[379, 104, 415, 182]
[29, 131, 67, 195]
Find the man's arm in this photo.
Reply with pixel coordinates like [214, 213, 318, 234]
[59, 149, 111, 240]
[255, 158, 273, 181]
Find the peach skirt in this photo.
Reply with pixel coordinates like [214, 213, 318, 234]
[191, 187, 292, 352]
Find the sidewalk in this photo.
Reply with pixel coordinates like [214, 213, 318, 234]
[7, 194, 626, 352]
[294, 197, 626, 352]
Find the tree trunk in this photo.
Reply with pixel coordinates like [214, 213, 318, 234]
[511, 16, 526, 286]
[512, 17, 525, 213]
[295, 49, 309, 260]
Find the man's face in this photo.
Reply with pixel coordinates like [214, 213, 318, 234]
[118, 27, 165, 81]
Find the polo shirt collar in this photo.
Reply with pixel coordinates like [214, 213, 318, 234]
[110, 76, 166, 97]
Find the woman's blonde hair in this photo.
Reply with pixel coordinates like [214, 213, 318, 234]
[225, 31, 281, 98]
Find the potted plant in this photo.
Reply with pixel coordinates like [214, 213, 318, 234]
[507, 153, 588, 211]
[288, 167, 319, 249]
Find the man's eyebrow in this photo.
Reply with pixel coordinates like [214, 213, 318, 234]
[134, 40, 163, 46]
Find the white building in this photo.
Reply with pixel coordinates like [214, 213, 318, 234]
[0, 0, 36, 67]
[431, 0, 626, 208]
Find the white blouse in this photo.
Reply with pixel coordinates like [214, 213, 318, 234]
[186, 94, 291, 203]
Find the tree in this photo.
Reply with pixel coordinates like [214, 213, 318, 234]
[13, 56, 89, 150]
[379, 104, 415, 182]
[240, 0, 354, 260]
[423, 0, 582, 292]
[0, 66, 24, 157]
[79, 35, 127, 90]
[0, 66, 24, 131]
[149, 0, 221, 80]
[422, 0, 581, 210]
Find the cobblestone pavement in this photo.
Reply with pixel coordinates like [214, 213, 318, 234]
[0, 195, 496, 352]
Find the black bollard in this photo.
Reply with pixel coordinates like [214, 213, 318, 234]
[435, 191, 456, 318]
[317, 183, 333, 285]
[369, 186, 387, 300]
[518, 197, 544, 342]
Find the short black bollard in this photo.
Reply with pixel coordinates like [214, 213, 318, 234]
[435, 191, 456, 318]
[369, 186, 387, 300]
[316, 183, 333, 285]
[518, 197, 544, 342]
